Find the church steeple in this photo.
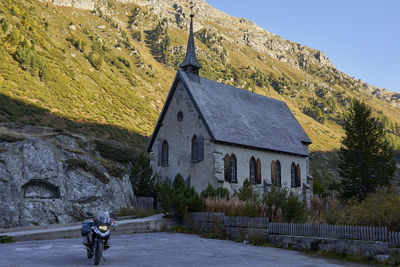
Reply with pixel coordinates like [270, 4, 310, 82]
[179, 8, 202, 75]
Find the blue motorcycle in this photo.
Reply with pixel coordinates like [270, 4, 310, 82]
[81, 212, 117, 265]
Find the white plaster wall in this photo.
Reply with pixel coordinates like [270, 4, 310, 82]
[214, 143, 308, 196]
[149, 81, 217, 192]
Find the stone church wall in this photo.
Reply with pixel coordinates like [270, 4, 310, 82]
[149, 81, 217, 192]
[214, 143, 308, 196]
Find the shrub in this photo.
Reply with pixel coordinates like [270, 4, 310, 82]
[130, 153, 159, 198]
[285, 192, 307, 223]
[132, 31, 142, 42]
[117, 56, 130, 68]
[67, 35, 85, 52]
[156, 180, 173, 212]
[303, 106, 325, 123]
[234, 178, 258, 202]
[263, 186, 307, 223]
[200, 183, 230, 200]
[157, 174, 202, 218]
[0, 235, 15, 243]
[0, 18, 8, 33]
[86, 51, 103, 70]
[323, 188, 400, 231]
[101, 160, 125, 179]
[14, 44, 44, 76]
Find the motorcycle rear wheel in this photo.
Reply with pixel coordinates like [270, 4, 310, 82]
[94, 239, 103, 265]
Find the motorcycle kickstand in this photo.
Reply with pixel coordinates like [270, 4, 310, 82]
[102, 255, 107, 262]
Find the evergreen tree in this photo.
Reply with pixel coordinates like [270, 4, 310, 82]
[338, 100, 396, 200]
[130, 153, 158, 198]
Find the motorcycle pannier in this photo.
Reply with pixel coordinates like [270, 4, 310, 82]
[81, 220, 93, 236]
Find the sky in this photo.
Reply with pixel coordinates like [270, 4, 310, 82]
[206, 0, 400, 92]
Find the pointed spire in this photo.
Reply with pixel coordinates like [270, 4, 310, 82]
[179, 6, 202, 75]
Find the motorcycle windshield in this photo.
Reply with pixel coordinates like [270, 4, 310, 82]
[97, 211, 110, 224]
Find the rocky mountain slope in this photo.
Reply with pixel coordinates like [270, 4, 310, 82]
[0, 0, 399, 204]
[0, 123, 135, 228]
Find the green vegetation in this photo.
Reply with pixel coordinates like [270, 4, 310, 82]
[234, 178, 258, 202]
[130, 153, 159, 198]
[0, 0, 398, 184]
[157, 174, 202, 218]
[310, 188, 400, 231]
[94, 140, 137, 162]
[0, 235, 15, 244]
[338, 100, 396, 200]
[200, 183, 230, 200]
[0, 134, 25, 143]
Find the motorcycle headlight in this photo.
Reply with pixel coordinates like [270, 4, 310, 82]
[99, 225, 108, 232]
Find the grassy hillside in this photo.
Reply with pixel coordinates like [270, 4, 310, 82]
[0, 0, 399, 183]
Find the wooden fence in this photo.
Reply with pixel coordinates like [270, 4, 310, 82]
[269, 222, 400, 247]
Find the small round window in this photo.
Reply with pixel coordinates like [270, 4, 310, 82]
[177, 111, 183, 121]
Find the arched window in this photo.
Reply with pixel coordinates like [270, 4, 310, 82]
[250, 157, 256, 184]
[275, 160, 281, 186]
[224, 154, 230, 182]
[191, 135, 198, 163]
[230, 154, 237, 183]
[224, 154, 237, 183]
[291, 162, 296, 187]
[161, 140, 169, 166]
[256, 159, 261, 184]
[271, 161, 276, 185]
[296, 164, 301, 187]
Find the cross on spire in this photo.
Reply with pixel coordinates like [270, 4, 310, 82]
[179, 2, 202, 75]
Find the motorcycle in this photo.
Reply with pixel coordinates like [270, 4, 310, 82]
[81, 212, 117, 265]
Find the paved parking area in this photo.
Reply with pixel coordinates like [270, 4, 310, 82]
[0, 232, 366, 267]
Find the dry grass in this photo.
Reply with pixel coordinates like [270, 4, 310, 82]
[204, 197, 270, 218]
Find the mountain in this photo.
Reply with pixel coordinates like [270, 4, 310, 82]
[0, 0, 399, 185]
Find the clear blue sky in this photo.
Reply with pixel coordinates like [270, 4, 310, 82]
[206, 0, 400, 92]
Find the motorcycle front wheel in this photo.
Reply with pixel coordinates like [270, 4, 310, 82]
[94, 239, 103, 265]
[87, 249, 93, 259]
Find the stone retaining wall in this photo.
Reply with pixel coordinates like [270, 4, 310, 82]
[268, 235, 389, 257]
[188, 212, 395, 261]
[188, 212, 269, 240]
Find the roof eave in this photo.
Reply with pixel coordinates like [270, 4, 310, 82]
[214, 140, 309, 158]
[146, 73, 181, 152]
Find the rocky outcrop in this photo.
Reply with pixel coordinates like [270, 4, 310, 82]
[0, 123, 135, 228]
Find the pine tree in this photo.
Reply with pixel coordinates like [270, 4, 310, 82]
[338, 100, 396, 200]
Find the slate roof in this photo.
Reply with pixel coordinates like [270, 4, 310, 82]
[147, 70, 311, 157]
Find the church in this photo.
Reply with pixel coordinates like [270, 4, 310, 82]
[146, 14, 313, 200]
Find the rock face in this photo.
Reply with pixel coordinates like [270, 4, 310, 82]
[0, 124, 135, 228]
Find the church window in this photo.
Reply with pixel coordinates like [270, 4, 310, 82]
[177, 111, 183, 121]
[224, 154, 237, 183]
[230, 154, 237, 183]
[275, 160, 281, 186]
[256, 159, 261, 184]
[192, 135, 198, 163]
[161, 140, 169, 166]
[250, 157, 256, 184]
[271, 161, 276, 185]
[224, 154, 231, 182]
[224, 154, 230, 182]
[291, 162, 296, 187]
[191, 134, 204, 163]
[296, 164, 301, 187]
